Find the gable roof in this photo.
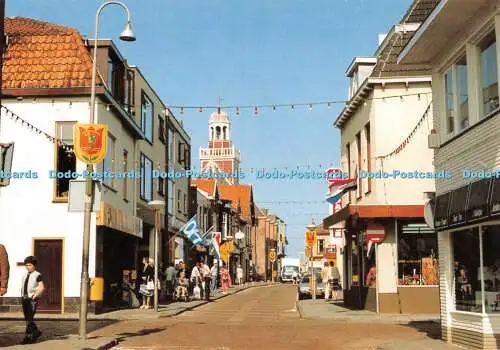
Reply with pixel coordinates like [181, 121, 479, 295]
[3, 17, 102, 90]
[218, 184, 254, 220]
[190, 179, 217, 198]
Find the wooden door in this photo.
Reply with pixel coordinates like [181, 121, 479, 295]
[34, 240, 63, 313]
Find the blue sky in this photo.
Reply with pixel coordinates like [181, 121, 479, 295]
[7, 0, 413, 257]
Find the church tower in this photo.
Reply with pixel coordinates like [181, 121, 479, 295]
[199, 109, 241, 185]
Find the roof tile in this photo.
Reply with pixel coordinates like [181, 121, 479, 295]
[3, 17, 102, 90]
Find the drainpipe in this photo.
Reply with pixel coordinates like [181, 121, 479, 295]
[375, 242, 379, 313]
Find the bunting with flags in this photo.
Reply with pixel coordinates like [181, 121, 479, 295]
[326, 177, 357, 205]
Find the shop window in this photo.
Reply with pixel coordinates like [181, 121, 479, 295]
[351, 236, 360, 286]
[398, 224, 438, 286]
[453, 227, 481, 312]
[480, 225, 500, 313]
[364, 240, 376, 287]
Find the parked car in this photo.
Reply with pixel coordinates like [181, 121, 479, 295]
[297, 273, 324, 300]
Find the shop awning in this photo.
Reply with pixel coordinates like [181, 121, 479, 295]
[434, 178, 497, 230]
[323, 205, 424, 228]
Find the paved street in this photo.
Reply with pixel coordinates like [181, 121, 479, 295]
[78, 284, 449, 350]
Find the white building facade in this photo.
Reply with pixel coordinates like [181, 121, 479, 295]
[399, 0, 500, 348]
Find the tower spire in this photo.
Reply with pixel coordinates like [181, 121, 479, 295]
[218, 96, 223, 114]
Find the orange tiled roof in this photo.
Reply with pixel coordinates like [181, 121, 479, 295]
[218, 184, 254, 219]
[3, 17, 102, 90]
[191, 179, 216, 197]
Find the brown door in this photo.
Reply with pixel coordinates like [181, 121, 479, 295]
[34, 240, 63, 313]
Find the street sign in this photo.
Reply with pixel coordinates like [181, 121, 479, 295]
[326, 167, 343, 184]
[365, 224, 385, 243]
[268, 250, 276, 262]
[305, 246, 312, 257]
[73, 124, 108, 164]
[305, 229, 316, 246]
[220, 242, 230, 263]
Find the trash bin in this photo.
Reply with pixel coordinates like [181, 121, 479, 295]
[90, 277, 104, 301]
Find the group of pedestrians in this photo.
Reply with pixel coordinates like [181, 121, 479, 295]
[0, 243, 45, 344]
[136, 258, 234, 307]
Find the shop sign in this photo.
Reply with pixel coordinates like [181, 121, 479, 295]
[305, 229, 316, 246]
[96, 201, 142, 238]
[365, 224, 385, 243]
[268, 250, 276, 262]
[466, 179, 492, 222]
[491, 178, 500, 217]
[73, 124, 108, 164]
[220, 242, 230, 263]
[323, 245, 336, 259]
[448, 186, 468, 226]
[305, 246, 312, 257]
[434, 192, 451, 229]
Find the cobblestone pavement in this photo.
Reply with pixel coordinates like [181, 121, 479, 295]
[0, 320, 116, 348]
[82, 284, 453, 350]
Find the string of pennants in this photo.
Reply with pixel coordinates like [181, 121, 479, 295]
[0, 105, 73, 151]
[168, 92, 431, 115]
[375, 101, 432, 160]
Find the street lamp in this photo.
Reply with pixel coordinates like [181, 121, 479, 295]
[306, 219, 316, 301]
[79, 1, 135, 340]
[148, 200, 165, 312]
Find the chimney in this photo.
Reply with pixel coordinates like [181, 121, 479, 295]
[378, 33, 387, 46]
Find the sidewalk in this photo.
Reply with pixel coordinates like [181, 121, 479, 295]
[0, 282, 276, 349]
[296, 299, 440, 324]
[297, 300, 462, 349]
[0, 281, 275, 321]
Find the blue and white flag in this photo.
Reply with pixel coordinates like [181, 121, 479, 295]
[179, 215, 203, 245]
[326, 179, 357, 205]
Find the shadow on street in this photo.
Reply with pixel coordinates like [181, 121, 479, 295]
[0, 320, 117, 348]
[404, 321, 441, 340]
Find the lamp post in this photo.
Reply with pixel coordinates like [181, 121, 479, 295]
[149, 200, 165, 312]
[79, 1, 135, 340]
[306, 219, 316, 301]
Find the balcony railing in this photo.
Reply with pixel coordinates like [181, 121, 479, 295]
[199, 147, 240, 159]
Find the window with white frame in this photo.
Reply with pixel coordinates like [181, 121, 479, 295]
[457, 57, 469, 129]
[141, 92, 153, 143]
[102, 133, 115, 188]
[480, 33, 499, 116]
[168, 180, 174, 215]
[444, 69, 455, 134]
[140, 153, 153, 201]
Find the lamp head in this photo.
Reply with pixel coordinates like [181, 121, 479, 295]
[120, 21, 136, 42]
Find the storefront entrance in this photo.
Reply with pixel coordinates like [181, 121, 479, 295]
[34, 239, 63, 313]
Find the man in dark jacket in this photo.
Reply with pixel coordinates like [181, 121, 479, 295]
[0, 244, 9, 296]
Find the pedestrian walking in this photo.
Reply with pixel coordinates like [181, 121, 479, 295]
[139, 257, 154, 309]
[200, 261, 211, 301]
[329, 261, 341, 300]
[321, 262, 330, 301]
[210, 261, 218, 296]
[190, 262, 202, 299]
[236, 264, 243, 285]
[20, 256, 44, 344]
[220, 263, 231, 294]
[0, 243, 9, 296]
[165, 262, 176, 303]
